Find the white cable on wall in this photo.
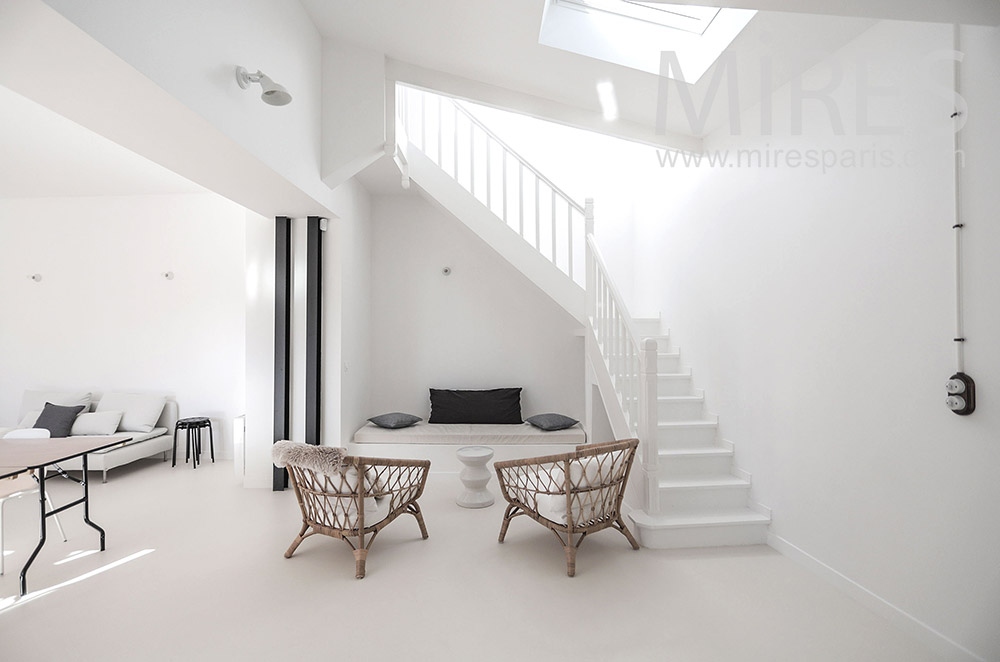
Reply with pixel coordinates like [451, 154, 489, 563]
[952, 23, 966, 374]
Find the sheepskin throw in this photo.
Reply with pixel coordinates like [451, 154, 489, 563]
[272, 440, 348, 476]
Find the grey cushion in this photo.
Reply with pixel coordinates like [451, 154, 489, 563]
[368, 413, 422, 429]
[525, 413, 579, 431]
[33, 402, 86, 438]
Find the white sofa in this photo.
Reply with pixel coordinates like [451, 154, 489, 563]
[1, 390, 178, 482]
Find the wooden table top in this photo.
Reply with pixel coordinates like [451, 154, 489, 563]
[0, 435, 132, 479]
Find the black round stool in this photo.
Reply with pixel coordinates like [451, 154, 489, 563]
[173, 417, 214, 469]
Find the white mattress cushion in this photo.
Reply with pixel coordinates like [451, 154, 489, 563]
[19, 391, 92, 420]
[353, 422, 585, 445]
[531, 457, 619, 526]
[72, 411, 124, 436]
[86, 427, 169, 453]
[97, 393, 166, 433]
[321, 466, 387, 528]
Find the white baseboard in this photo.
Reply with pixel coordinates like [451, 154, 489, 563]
[767, 533, 986, 662]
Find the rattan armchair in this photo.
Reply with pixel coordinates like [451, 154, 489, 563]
[494, 438, 640, 576]
[273, 441, 430, 579]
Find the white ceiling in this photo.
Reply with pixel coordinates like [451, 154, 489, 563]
[0, 84, 204, 199]
[300, 0, 875, 138]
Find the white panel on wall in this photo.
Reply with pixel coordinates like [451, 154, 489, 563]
[0, 193, 246, 462]
[243, 209, 275, 488]
[369, 194, 584, 424]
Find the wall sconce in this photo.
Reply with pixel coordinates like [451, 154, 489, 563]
[28, 274, 42, 282]
[442, 267, 452, 276]
[235, 66, 292, 106]
[162, 271, 175, 280]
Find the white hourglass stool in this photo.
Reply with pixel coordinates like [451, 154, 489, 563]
[455, 446, 495, 508]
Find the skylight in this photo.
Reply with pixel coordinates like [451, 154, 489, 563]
[539, 0, 756, 84]
[565, 0, 721, 35]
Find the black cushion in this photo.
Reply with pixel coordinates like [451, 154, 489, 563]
[33, 402, 86, 438]
[525, 413, 579, 431]
[368, 412, 422, 429]
[428, 388, 522, 424]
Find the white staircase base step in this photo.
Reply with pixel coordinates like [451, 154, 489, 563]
[657, 394, 707, 421]
[658, 371, 694, 396]
[658, 446, 735, 475]
[629, 509, 770, 549]
[657, 420, 719, 447]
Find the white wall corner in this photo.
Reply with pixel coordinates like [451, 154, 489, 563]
[321, 39, 386, 187]
[767, 533, 988, 662]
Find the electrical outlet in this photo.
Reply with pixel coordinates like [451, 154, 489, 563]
[945, 372, 975, 415]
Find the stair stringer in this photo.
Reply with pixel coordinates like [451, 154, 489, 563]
[407, 144, 586, 324]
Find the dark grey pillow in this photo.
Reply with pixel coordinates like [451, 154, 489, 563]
[33, 402, 86, 438]
[368, 412, 422, 429]
[525, 413, 579, 431]
[428, 388, 522, 424]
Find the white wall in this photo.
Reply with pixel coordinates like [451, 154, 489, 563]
[629, 21, 999, 661]
[0, 193, 246, 460]
[41, 0, 330, 210]
[324, 179, 373, 445]
[369, 194, 584, 423]
[321, 40, 386, 188]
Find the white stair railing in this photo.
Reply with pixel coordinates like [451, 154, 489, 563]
[398, 84, 587, 287]
[587, 235, 660, 512]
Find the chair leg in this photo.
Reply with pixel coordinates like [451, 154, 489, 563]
[410, 503, 429, 539]
[208, 422, 215, 463]
[353, 548, 368, 579]
[617, 516, 640, 550]
[171, 422, 180, 467]
[498, 503, 517, 543]
[102, 469, 107, 484]
[284, 524, 310, 558]
[564, 544, 577, 577]
[45, 493, 68, 542]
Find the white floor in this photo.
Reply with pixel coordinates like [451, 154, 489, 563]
[0, 458, 946, 662]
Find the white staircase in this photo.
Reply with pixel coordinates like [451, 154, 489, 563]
[396, 84, 770, 549]
[396, 85, 588, 323]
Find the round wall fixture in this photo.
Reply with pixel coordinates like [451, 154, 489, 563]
[236, 66, 292, 106]
[442, 267, 452, 276]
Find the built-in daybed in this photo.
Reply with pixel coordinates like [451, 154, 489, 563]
[350, 422, 586, 472]
[352, 386, 587, 472]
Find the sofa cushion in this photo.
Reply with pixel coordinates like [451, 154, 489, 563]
[72, 411, 124, 436]
[428, 388, 522, 424]
[368, 412, 422, 429]
[97, 393, 166, 433]
[525, 413, 579, 431]
[19, 390, 92, 420]
[33, 402, 86, 438]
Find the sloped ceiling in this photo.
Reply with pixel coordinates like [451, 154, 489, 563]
[300, 0, 875, 140]
[0, 84, 203, 199]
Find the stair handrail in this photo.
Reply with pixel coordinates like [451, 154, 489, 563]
[587, 235, 642, 349]
[586, 233, 659, 511]
[449, 101, 586, 214]
[398, 84, 589, 286]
